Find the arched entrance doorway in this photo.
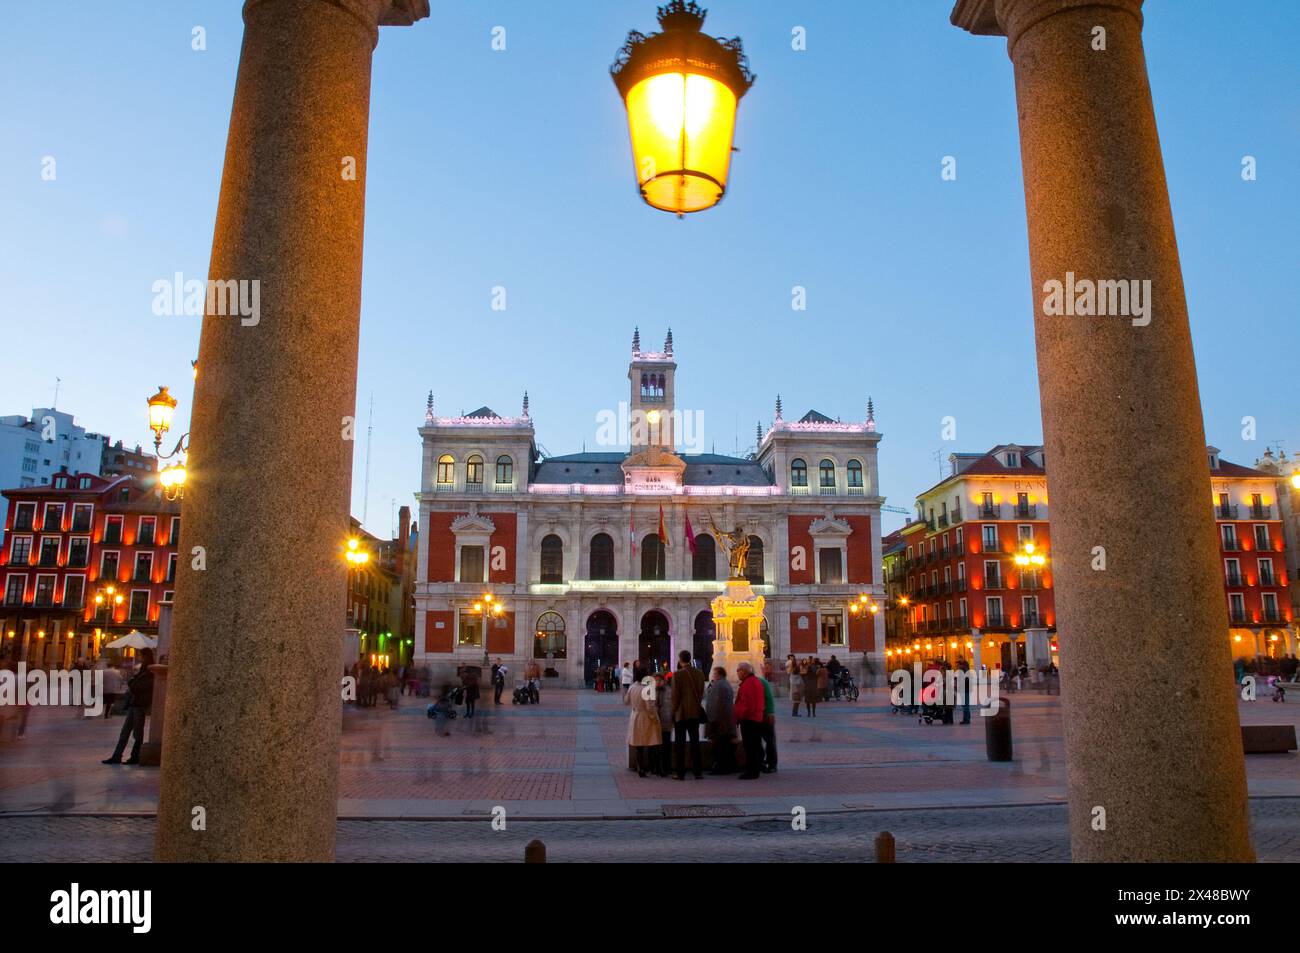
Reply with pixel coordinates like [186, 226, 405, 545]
[639, 609, 671, 673]
[693, 609, 715, 673]
[583, 610, 618, 686]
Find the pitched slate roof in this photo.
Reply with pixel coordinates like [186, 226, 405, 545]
[531, 452, 773, 487]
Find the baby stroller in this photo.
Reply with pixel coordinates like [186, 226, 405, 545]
[512, 683, 534, 705]
[425, 700, 457, 721]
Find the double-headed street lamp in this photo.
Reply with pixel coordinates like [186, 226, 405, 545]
[145, 385, 191, 500]
[469, 591, 505, 667]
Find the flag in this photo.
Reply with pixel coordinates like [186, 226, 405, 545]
[684, 513, 697, 555]
[658, 504, 670, 547]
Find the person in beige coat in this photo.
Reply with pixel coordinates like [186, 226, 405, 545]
[625, 677, 662, 777]
[789, 658, 805, 716]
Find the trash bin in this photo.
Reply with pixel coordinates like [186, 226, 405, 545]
[985, 695, 1012, 761]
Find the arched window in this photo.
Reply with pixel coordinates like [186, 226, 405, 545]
[589, 533, 614, 580]
[790, 458, 808, 487]
[534, 610, 566, 659]
[437, 454, 455, 485]
[466, 454, 483, 485]
[540, 534, 563, 584]
[819, 459, 836, 489]
[847, 459, 864, 488]
[745, 536, 765, 584]
[495, 455, 513, 486]
[641, 534, 665, 581]
[692, 533, 717, 581]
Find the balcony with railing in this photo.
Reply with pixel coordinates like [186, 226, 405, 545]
[790, 484, 811, 496]
[1222, 536, 1241, 552]
[955, 578, 968, 593]
[980, 503, 1001, 519]
[1262, 606, 1282, 623]
[984, 573, 1003, 590]
[463, 481, 484, 495]
[982, 539, 1001, 553]
[492, 482, 515, 493]
[937, 514, 949, 528]
[1259, 569, 1276, 587]
[938, 546, 949, 561]
[1226, 571, 1243, 587]
[1015, 503, 1037, 519]
[1217, 503, 1240, 520]
[1251, 504, 1272, 519]
[1229, 607, 1248, 624]
[986, 612, 1006, 629]
[1022, 612, 1042, 628]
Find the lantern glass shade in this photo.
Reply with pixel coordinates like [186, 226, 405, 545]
[625, 72, 737, 214]
[146, 386, 177, 437]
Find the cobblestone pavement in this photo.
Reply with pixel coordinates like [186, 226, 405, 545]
[1, 799, 1297, 862]
[1, 687, 1296, 824]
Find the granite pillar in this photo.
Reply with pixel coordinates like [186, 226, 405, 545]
[155, 0, 428, 862]
[951, 0, 1253, 861]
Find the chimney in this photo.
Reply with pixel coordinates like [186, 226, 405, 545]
[397, 505, 411, 573]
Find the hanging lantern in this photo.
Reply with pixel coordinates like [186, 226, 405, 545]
[146, 386, 178, 449]
[611, 1, 755, 216]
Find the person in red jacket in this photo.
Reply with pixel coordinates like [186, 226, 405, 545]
[734, 662, 766, 780]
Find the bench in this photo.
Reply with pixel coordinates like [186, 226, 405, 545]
[1241, 724, 1297, 754]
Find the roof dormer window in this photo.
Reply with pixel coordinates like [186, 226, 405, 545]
[1004, 451, 1019, 468]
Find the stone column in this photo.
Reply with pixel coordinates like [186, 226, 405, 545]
[155, 0, 428, 862]
[952, 0, 1252, 861]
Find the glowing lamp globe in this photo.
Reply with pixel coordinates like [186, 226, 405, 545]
[611, 1, 755, 216]
[146, 386, 178, 446]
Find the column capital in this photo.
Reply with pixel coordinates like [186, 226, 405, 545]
[951, 0, 1143, 54]
[245, 0, 429, 45]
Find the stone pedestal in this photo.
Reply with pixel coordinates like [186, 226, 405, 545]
[155, 0, 428, 862]
[137, 664, 168, 767]
[952, 0, 1253, 861]
[710, 578, 766, 683]
[1023, 628, 1052, 677]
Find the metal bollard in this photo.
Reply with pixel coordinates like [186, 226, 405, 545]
[874, 831, 895, 863]
[524, 839, 547, 863]
[985, 695, 1013, 761]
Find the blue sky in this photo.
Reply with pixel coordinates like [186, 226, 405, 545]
[2, 1, 1296, 535]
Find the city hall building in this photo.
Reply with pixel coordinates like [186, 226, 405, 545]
[413, 331, 886, 687]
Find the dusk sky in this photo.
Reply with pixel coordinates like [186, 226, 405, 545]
[3, 0, 1296, 536]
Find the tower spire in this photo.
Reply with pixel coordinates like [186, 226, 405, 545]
[632, 326, 640, 355]
[866, 396, 875, 431]
[425, 391, 434, 424]
[774, 394, 783, 421]
[755, 421, 762, 446]
[664, 327, 673, 355]
[522, 390, 530, 418]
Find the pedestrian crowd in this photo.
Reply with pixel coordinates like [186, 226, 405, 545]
[624, 650, 777, 781]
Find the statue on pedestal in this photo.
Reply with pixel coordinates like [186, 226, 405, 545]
[708, 518, 750, 579]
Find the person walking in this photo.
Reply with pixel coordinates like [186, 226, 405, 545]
[734, 662, 765, 780]
[956, 656, 972, 724]
[102, 649, 155, 765]
[461, 666, 480, 718]
[98, 659, 124, 720]
[429, 688, 454, 736]
[789, 657, 804, 716]
[669, 650, 705, 780]
[620, 662, 633, 693]
[524, 658, 542, 703]
[625, 675, 661, 778]
[758, 668, 778, 773]
[703, 666, 735, 775]
[803, 659, 820, 717]
[654, 672, 673, 777]
[491, 658, 506, 705]
[816, 658, 829, 703]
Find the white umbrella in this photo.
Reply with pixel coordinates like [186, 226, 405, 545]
[106, 630, 157, 650]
